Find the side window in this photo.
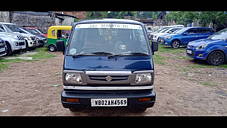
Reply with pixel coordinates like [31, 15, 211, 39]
[205, 28, 213, 33]
[195, 28, 203, 34]
[198, 28, 212, 34]
[187, 29, 197, 34]
[0, 25, 5, 32]
[51, 30, 55, 37]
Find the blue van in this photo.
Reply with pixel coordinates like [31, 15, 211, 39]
[186, 28, 227, 65]
[56, 19, 158, 112]
[162, 27, 214, 48]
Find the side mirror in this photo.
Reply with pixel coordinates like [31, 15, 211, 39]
[151, 41, 158, 54]
[56, 40, 65, 54]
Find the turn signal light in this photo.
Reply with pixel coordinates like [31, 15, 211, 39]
[66, 98, 79, 103]
[138, 97, 151, 102]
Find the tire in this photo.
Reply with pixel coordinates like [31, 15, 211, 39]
[48, 45, 57, 52]
[129, 107, 147, 113]
[25, 40, 29, 51]
[5, 42, 12, 56]
[207, 51, 225, 66]
[171, 40, 180, 48]
[69, 108, 84, 112]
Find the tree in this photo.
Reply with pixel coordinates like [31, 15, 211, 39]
[165, 11, 227, 30]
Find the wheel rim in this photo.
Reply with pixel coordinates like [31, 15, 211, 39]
[209, 52, 225, 65]
[49, 46, 55, 52]
[172, 41, 180, 48]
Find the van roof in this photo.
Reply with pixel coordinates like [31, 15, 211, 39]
[73, 18, 144, 26]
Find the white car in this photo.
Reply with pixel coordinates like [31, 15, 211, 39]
[0, 22, 36, 49]
[0, 30, 26, 55]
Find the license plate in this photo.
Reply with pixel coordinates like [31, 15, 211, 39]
[91, 98, 127, 107]
[186, 50, 192, 54]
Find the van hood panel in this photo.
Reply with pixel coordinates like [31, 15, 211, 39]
[64, 56, 153, 72]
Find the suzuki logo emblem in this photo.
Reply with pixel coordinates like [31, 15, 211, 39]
[105, 76, 112, 82]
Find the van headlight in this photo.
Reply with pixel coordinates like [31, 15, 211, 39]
[135, 73, 153, 85]
[196, 44, 208, 50]
[64, 72, 83, 85]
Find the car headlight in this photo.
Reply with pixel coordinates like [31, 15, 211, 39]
[196, 44, 208, 50]
[64, 72, 84, 85]
[165, 36, 172, 39]
[135, 73, 153, 85]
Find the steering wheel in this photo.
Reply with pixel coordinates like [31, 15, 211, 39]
[114, 41, 128, 53]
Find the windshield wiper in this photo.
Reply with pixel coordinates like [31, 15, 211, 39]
[108, 52, 149, 59]
[91, 52, 113, 55]
[71, 53, 95, 58]
[70, 52, 113, 58]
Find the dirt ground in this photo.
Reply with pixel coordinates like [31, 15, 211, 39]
[0, 52, 227, 116]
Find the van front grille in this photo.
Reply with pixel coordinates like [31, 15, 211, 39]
[88, 75, 128, 81]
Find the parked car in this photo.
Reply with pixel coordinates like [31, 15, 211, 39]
[152, 27, 184, 43]
[0, 22, 37, 50]
[186, 28, 227, 65]
[158, 27, 184, 44]
[19, 27, 46, 47]
[149, 25, 184, 41]
[0, 28, 26, 55]
[56, 19, 158, 112]
[46, 25, 72, 52]
[0, 38, 7, 57]
[162, 27, 214, 48]
[23, 26, 46, 38]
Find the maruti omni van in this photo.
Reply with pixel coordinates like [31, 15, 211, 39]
[57, 19, 158, 112]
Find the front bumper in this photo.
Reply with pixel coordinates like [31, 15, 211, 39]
[61, 89, 156, 109]
[26, 39, 36, 48]
[162, 39, 172, 46]
[12, 40, 26, 51]
[186, 48, 207, 60]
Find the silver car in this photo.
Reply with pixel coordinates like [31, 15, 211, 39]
[0, 22, 36, 49]
[0, 30, 26, 55]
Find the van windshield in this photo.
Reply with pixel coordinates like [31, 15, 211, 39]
[68, 23, 150, 56]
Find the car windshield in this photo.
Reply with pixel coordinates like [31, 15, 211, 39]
[5, 24, 26, 33]
[24, 28, 39, 34]
[208, 28, 227, 40]
[68, 23, 150, 56]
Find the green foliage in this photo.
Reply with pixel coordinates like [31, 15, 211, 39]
[85, 11, 160, 19]
[165, 11, 227, 30]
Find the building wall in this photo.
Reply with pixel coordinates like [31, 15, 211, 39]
[0, 11, 10, 22]
[61, 11, 87, 19]
[11, 12, 55, 33]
